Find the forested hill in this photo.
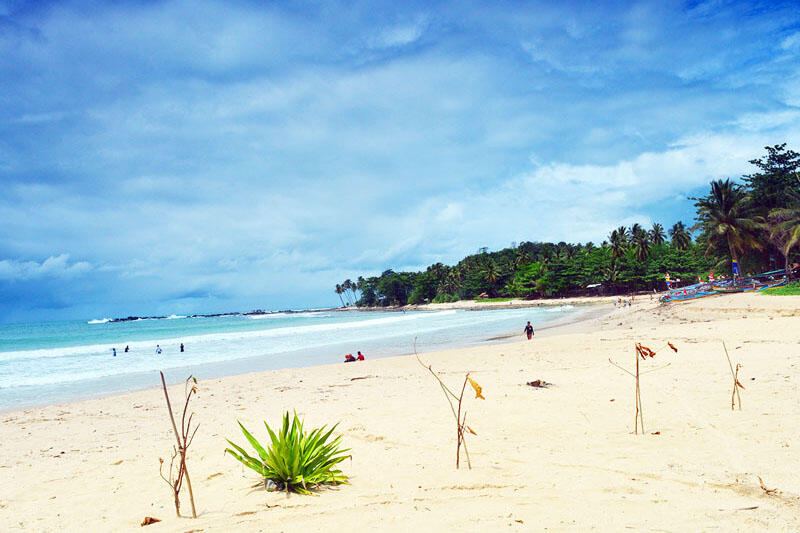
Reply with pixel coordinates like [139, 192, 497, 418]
[335, 144, 800, 307]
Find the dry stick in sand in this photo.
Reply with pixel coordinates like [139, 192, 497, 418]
[722, 341, 744, 410]
[159, 372, 199, 518]
[609, 342, 674, 435]
[413, 339, 484, 469]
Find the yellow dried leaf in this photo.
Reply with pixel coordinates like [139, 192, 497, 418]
[466, 425, 477, 435]
[468, 377, 485, 399]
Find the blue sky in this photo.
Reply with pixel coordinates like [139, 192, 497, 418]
[1, 0, 799, 322]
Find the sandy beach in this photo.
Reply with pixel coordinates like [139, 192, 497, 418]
[2, 293, 800, 532]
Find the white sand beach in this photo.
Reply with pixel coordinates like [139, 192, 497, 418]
[2, 293, 799, 531]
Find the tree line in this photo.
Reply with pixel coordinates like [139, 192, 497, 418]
[337, 144, 800, 307]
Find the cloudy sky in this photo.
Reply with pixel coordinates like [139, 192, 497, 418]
[1, 0, 799, 322]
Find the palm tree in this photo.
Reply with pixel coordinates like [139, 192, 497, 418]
[482, 261, 500, 295]
[631, 230, 650, 262]
[693, 179, 762, 271]
[341, 279, 353, 305]
[608, 227, 627, 260]
[605, 260, 621, 287]
[335, 284, 345, 307]
[629, 223, 643, 244]
[356, 276, 365, 303]
[649, 223, 666, 246]
[514, 250, 531, 269]
[669, 221, 692, 250]
[766, 195, 800, 275]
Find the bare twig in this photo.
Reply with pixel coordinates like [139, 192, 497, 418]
[414, 338, 481, 469]
[722, 341, 743, 410]
[609, 342, 673, 434]
[159, 372, 199, 518]
[758, 476, 778, 494]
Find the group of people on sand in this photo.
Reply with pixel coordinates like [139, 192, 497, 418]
[344, 351, 366, 363]
[613, 297, 633, 307]
[112, 343, 184, 356]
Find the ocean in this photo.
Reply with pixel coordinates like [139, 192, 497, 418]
[0, 305, 583, 411]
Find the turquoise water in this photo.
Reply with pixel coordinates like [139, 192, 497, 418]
[0, 306, 582, 411]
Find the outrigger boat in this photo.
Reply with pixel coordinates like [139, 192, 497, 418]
[661, 269, 789, 303]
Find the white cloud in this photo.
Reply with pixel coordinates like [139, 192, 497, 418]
[0, 254, 92, 281]
[369, 17, 427, 49]
[780, 31, 800, 51]
[2, 0, 800, 319]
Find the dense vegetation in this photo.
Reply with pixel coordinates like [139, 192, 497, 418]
[337, 144, 800, 306]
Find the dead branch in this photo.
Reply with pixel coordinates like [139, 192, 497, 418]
[609, 342, 674, 434]
[159, 372, 199, 518]
[722, 341, 743, 410]
[414, 338, 482, 469]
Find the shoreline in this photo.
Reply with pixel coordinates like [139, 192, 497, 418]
[0, 300, 609, 415]
[3, 292, 798, 531]
[335, 294, 623, 313]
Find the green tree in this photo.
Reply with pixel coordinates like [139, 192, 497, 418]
[765, 194, 800, 275]
[649, 223, 666, 246]
[669, 221, 692, 250]
[693, 179, 762, 274]
[334, 284, 345, 307]
[629, 223, 643, 244]
[608, 227, 627, 260]
[631, 229, 650, 262]
[743, 144, 800, 214]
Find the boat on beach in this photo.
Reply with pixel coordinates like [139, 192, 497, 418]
[661, 269, 790, 302]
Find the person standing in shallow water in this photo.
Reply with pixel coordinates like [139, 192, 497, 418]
[524, 321, 534, 340]
[180, 343, 184, 353]
[156, 344, 162, 355]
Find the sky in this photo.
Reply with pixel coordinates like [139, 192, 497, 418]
[1, 0, 800, 322]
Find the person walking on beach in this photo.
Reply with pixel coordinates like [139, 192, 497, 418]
[524, 321, 534, 340]
[156, 344, 162, 355]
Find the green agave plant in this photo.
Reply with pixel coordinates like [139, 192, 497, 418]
[225, 411, 350, 495]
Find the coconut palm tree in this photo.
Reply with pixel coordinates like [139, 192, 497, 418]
[482, 261, 500, 295]
[335, 284, 345, 307]
[649, 223, 666, 246]
[343, 279, 356, 305]
[631, 230, 650, 262]
[608, 227, 627, 260]
[605, 260, 621, 287]
[514, 249, 531, 269]
[766, 194, 800, 275]
[693, 179, 762, 270]
[669, 221, 692, 250]
[629, 223, 644, 244]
